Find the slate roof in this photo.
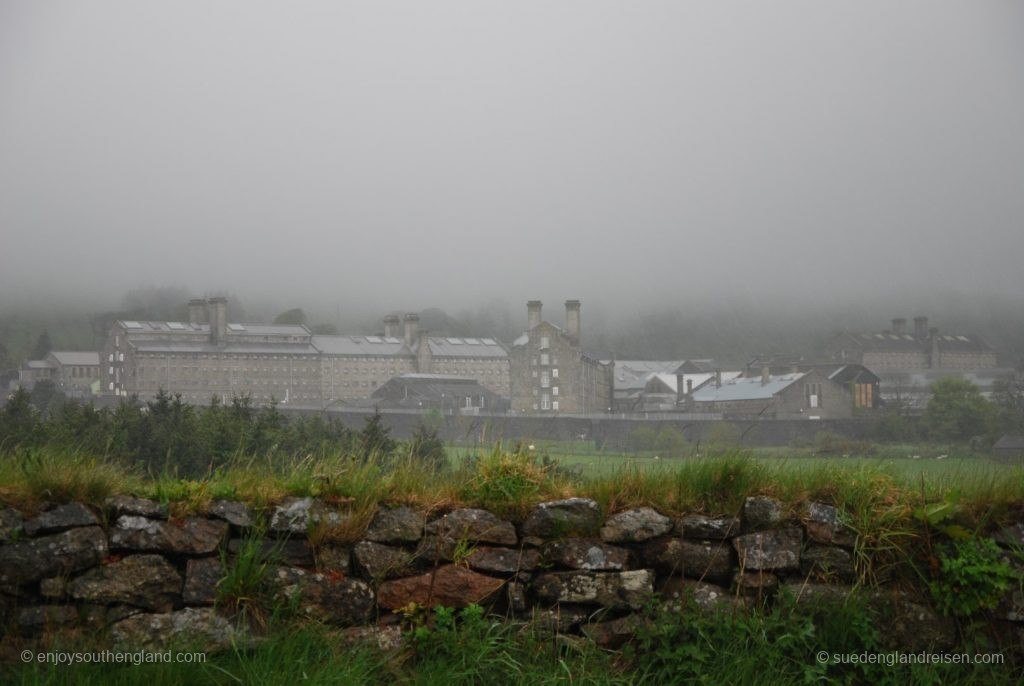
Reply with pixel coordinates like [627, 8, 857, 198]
[690, 373, 806, 402]
[839, 331, 994, 354]
[117, 320, 310, 336]
[131, 342, 320, 355]
[994, 435, 1024, 450]
[48, 351, 100, 366]
[311, 335, 507, 358]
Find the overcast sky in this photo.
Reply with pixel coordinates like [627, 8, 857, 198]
[1, 1, 1022, 316]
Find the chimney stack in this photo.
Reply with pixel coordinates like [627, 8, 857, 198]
[565, 300, 581, 344]
[403, 313, 420, 348]
[207, 297, 227, 345]
[892, 318, 907, 335]
[417, 329, 433, 373]
[383, 315, 400, 339]
[188, 299, 207, 325]
[913, 316, 928, 339]
[715, 369, 722, 388]
[761, 366, 770, 386]
[527, 301, 542, 330]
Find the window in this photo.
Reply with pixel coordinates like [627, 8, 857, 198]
[541, 372, 550, 388]
[540, 353, 549, 366]
[552, 386, 559, 396]
[541, 395, 551, 410]
[540, 336, 550, 349]
[552, 401, 559, 411]
[552, 368, 558, 378]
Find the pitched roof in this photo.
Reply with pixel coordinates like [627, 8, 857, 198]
[691, 373, 806, 402]
[131, 342, 319, 355]
[117, 320, 310, 336]
[48, 351, 100, 366]
[311, 335, 508, 358]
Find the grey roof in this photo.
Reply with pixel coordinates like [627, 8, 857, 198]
[691, 373, 806, 402]
[117, 320, 310, 336]
[131, 342, 319, 355]
[312, 335, 508, 358]
[840, 331, 995, 354]
[48, 351, 100, 366]
[994, 435, 1024, 450]
[426, 337, 508, 358]
[313, 335, 409, 356]
[612, 360, 685, 391]
[24, 360, 55, 369]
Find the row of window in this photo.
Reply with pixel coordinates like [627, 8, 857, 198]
[68, 367, 98, 378]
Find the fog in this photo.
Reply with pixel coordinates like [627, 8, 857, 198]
[1, 1, 1023, 318]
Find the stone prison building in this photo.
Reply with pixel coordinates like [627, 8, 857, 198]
[103, 298, 510, 407]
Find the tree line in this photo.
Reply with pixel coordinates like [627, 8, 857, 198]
[0, 388, 446, 477]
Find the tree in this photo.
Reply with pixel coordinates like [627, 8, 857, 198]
[357, 408, 396, 461]
[991, 378, 1024, 436]
[273, 308, 307, 326]
[925, 378, 994, 442]
[409, 421, 447, 471]
[32, 330, 52, 360]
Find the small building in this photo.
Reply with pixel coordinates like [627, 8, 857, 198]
[993, 435, 1024, 463]
[686, 369, 852, 419]
[510, 300, 613, 415]
[371, 374, 508, 413]
[19, 351, 101, 398]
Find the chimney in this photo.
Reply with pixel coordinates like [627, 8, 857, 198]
[761, 366, 770, 385]
[207, 297, 227, 345]
[417, 329, 433, 373]
[527, 301, 542, 330]
[383, 315, 400, 339]
[913, 316, 928, 339]
[188, 299, 207, 325]
[403, 313, 419, 348]
[715, 369, 722, 388]
[892, 318, 907, 335]
[565, 300, 581, 344]
[929, 327, 940, 368]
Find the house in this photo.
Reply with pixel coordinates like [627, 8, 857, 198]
[19, 351, 101, 398]
[993, 435, 1024, 463]
[686, 369, 852, 419]
[741, 361, 880, 410]
[371, 374, 508, 413]
[509, 300, 613, 414]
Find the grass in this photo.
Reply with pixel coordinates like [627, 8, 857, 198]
[7, 595, 1020, 685]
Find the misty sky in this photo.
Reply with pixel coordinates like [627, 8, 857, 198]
[1, 1, 1023, 315]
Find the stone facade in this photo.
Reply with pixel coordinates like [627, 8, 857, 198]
[4, 495, 1017, 657]
[825, 317, 997, 372]
[18, 352, 100, 398]
[509, 301, 613, 415]
[102, 300, 510, 407]
[687, 369, 852, 419]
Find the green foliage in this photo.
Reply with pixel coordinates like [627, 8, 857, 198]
[928, 538, 1020, 617]
[31, 329, 52, 360]
[991, 378, 1024, 436]
[272, 308, 307, 325]
[705, 422, 742, 451]
[925, 378, 994, 442]
[0, 390, 355, 478]
[626, 425, 690, 455]
[408, 421, 447, 472]
[357, 408, 397, 462]
[217, 527, 277, 620]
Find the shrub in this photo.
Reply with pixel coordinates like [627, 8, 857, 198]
[928, 538, 1020, 617]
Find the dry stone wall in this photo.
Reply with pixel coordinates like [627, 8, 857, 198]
[1, 495, 1023, 654]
